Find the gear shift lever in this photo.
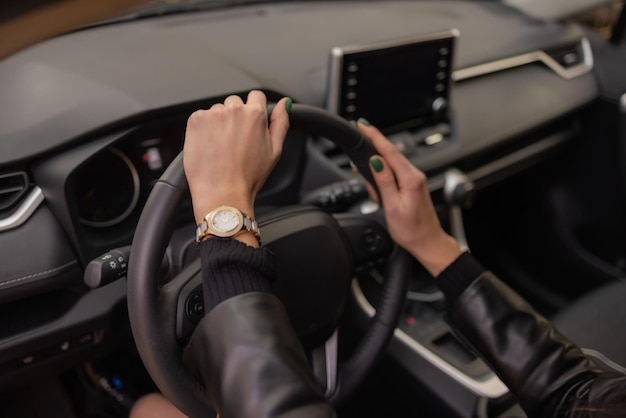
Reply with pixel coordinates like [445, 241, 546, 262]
[443, 168, 474, 252]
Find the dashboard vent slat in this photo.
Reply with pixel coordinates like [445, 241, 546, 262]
[545, 42, 584, 69]
[0, 172, 29, 211]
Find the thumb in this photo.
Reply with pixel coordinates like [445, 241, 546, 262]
[369, 155, 398, 205]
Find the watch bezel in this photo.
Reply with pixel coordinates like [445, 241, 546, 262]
[206, 206, 245, 237]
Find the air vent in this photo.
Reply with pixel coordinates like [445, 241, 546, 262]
[545, 42, 584, 69]
[0, 171, 29, 211]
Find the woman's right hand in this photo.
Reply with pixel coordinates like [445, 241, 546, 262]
[357, 119, 462, 277]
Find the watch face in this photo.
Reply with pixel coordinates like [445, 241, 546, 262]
[209, 207, 243, 236]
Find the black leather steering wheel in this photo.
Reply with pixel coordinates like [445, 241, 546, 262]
[127, 104, 410, 417]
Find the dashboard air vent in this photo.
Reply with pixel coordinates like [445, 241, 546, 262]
[545, 42, 584, 69]
[0, 171, 29, 211]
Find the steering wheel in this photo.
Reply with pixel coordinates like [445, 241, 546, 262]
[127, 103, 410, 417]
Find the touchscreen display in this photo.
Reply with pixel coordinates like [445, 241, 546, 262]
[327, 31, 457, 133]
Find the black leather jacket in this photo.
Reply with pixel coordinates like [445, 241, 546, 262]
[448, 271, 626, 417]
[185, 292, 335, 418]
[186, 245, 626, 417]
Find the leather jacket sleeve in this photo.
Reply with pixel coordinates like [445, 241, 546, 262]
[447, 272, 626, 418]
[184, 292, 336, 418]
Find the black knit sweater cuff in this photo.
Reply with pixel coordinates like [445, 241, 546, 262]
[435, 251, 486, 305]
[199, 238, 276, 313]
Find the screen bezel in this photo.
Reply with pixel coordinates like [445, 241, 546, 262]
[326, 29, 459, 134]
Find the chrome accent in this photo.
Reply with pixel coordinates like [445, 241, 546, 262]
[359, 199, 380, 215]
[450, 205, 469, 252]
[351, 279, 509, 398]
[310, 329, 339, 397]
[325, 46, 344, 115]
[443, 168, 473, 203]
[324, 330, 339, 396]
[620, 93, 626, 112]
[453, 38, 593, 82]
[0, 186, 45, 232]
[424, 133, 444, 146]
[444, 169, 474, 252]
[406, 290, 444, 303]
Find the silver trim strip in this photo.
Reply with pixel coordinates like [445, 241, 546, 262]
[620, 93, 626, 112]
[453, 38, 593, 82]
[323, 330, 339, 397]
[449, 205, 469, 252]
[443, 169, 473, 252]
[351, 279, 509, 398]
[0, 186, 45, 232]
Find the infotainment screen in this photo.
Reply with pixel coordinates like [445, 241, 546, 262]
[326, 30, 458, 134]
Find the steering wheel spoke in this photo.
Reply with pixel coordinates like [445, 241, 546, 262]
[161, 259, 203, 342]
[334, 212, 394, 273]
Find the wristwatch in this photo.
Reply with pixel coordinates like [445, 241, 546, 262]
[196, 206, 260, 244]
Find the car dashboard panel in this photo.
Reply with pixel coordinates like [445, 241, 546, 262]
[0, 0, 602, 411]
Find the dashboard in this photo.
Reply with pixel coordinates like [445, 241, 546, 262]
[0, 1, 621, 416]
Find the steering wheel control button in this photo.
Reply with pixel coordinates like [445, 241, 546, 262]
[186, 291, 205, 324]
[361, 227, 384, 254]
[335, 215, 393, 274]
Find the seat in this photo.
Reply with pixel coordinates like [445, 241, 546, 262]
[551, 279, 626, 372]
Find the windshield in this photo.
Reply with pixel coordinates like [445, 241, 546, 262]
[102, 0, 289, 24]
[0, 0, 620, 61]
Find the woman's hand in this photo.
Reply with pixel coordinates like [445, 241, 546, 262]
[357, 119, 462, 276]
[183, 91, 291, 246]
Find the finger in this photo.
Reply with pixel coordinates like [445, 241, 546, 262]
[364, 181, 379, 203]
[268, 97, 291, 157]
[246, 90, 270, 129]
[368, 155, 399, 205]
[223, 94, 244, 107]
[185, 109, 206, 132]
[357, 120, 418, 188]
[246, 90, 268, 109]
[352, 162, 380, 202]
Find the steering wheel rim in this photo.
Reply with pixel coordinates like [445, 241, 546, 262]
[127, 103, 410, 416]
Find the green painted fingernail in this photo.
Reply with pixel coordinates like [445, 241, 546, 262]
[358, 117, 371, 126]
[285, 97, 293, 113]
[370, 157, 383, 173]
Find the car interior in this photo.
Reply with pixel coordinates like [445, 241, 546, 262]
[0, 0, 625, 417]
